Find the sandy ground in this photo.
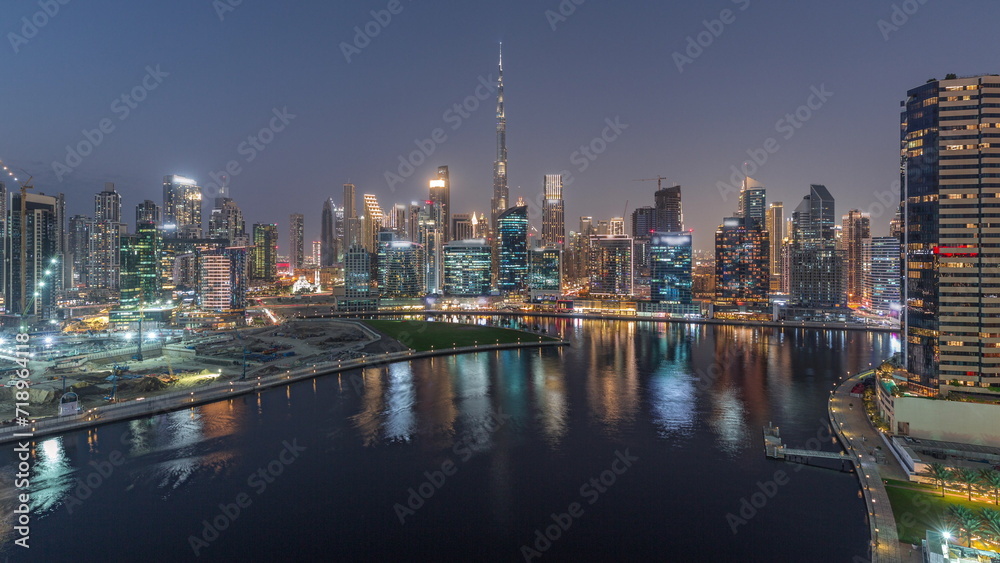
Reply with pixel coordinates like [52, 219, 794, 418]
[0, 320, 405, 422]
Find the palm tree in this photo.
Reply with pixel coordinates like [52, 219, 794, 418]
[980, 508, 1000, 548]
[926, 463, 952, 497]
[979, 469, 1000, 506]
[954, 468, 981, 502]
[949, 505, 981, 547]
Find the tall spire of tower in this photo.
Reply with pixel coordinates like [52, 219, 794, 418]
[491, 42, 509, 234]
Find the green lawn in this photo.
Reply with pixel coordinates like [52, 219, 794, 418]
[362, 320, 557, 352]
[884, 479, 999, 545]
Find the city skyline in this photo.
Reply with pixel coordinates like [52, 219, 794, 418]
[3, 2, 997, 251]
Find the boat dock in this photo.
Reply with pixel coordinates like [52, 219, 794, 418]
[763, 424, 854, 466]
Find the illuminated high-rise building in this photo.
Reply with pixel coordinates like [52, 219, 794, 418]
[650, 232, 692, 304]
[67, 215, 90, 287]
[430, 166, 451, 241]
[902, 74, 1000, 390]
[588, 234, 633, 297]
[766, 202, 784, 293]
[497, 204, 528, 294]
[6, 192, 64, 319]
[136, 200, 161, 229]
[787, 184, 845, 308]
[528, 245, 562, 295]
[443, 239, 492, 296]
[362, 194, 384, 253]
[343, 183, 361, 251]
[162, 175, 203, 238]
[862, 236, 900, 315]
[208, 197, 246, 244]
[738, 178, 766, 230]
[251, 223, 277, 281]
[491, 44, 508, 234]
[378, 241, 425, 298]
[609, 217, 625, 236]
[119, 220, 162, 309]
[714, 217, 769, 306]
[289, 213, 304, 269]
[842, 209, 871, 306]
[541, 174, 565, 246]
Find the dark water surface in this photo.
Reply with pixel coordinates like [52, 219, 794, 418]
[0, 319, 897, 562]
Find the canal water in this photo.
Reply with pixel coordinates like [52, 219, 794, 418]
[0, 319, 897, 562]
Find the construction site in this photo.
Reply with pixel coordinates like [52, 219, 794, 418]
[0, 320, 406, 422]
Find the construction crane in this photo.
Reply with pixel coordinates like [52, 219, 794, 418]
[633, 177, 671, 191]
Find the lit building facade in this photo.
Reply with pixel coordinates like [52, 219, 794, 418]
[119, 220, 162, 309]
[443, 239, 492, 296]
[714, 217, 769, 306]
[541, 174, 565, 246]
[497, 205, 529, 294]
[251, 223, 278, 281]
[650, 232, 692, 304]
[528, 246, 562, 294]
[378, 241, 425, 298]
[589, 234, 633, 297]
[862, 236, 900, 315]
[842, 209, 871, 306]
[162, 175, 203, 238]
[902, 74, 1000, 389]
[289, 213, 304, 269]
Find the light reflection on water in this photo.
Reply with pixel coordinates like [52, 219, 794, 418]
[0, 319, 891, 561]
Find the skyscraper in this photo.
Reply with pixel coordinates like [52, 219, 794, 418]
[89, 183, 122, 290]
[6, 192, 64, 319]
[541, 174, 565, 246]
[451, 214, 473, 242]
[842, 209, 871, 306]
[654, 185, 683, 232]
[650, 232, 692, 304]
[343, 245, 373, 310]
[378, 241, 425, 298]
[786, 184, 845, 309]
[714, 217, 769, 307]
[289, 213, 304, 269]
[136, 200, 161, 228]
[901, 74, 1000, 390]
[343, 183, 361, 251]
[95, 183, 122, 224]
[162, 175, 203, 238]
[430, 166, 451, 241]
[321, 198, 337, 266]
[528, 246, 562, 295]
[251, 224, 277, 281]
[609, 217, 625, 236]
[766, 202, 784, 293]
[208, 197, 246, 244]
[738, 178, 766, 230]
[362, 194, 384, 253]
[443, 239, 492, 296]
[67, 215, 90, 288]
[862, 237, 900, 315]
[497, 204, 528, 294]
[119, 220, 162, 309]
[491, 44, 509, 234]
[588, 235, 634, 297]
[631, 206, 655, 238]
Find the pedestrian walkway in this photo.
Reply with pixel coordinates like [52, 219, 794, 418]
[829, 371, 904, 563]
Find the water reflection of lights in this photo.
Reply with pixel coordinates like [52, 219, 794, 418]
[32, 438, 74, 514]
[650, 367, 696, 440]
[384, 362, 416, 442]
[709, 388, 748, 457]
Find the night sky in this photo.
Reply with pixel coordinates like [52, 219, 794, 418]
[3, 0, 997, 251]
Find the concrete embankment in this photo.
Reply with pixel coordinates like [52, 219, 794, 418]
[0, 340, 567, 445]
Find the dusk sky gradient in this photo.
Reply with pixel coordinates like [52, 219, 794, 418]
[3, 0, 998, 250]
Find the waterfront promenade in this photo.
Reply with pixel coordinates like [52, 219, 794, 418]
[321, 309, 901, 333]
[0, 338, 567, 446]
[828, 371, 907, 563]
